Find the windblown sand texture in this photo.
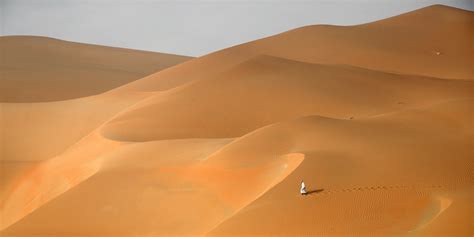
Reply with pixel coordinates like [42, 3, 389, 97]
[1, 5, 473, 237]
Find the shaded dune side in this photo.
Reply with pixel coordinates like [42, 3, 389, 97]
[101, 55, 474, 142]
[207, 99, 473, 237]
[0, 36, 192, 102]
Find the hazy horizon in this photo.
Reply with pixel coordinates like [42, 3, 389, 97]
[1, 0, 472, 56]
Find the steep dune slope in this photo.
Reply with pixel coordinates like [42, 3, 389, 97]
[1, 4, 473, 237]
[0, 36, 192, 102]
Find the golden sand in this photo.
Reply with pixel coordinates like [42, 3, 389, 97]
[1, 5, 472, 237]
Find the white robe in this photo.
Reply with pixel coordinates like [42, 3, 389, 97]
[300, 182, 307, 194]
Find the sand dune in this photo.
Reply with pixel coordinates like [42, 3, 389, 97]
[102, 55, 473, 142]
[1, 38, 191, 230]
[207, 99, 473, 236]
[0, 36, 191, 102]
[1, 4, 473, 237]
[121, 4, 473, 95]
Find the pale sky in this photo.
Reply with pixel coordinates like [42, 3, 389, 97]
[1, 0, 472, 56]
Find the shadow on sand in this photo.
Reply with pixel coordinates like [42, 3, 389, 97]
[304, 189, 324, 195]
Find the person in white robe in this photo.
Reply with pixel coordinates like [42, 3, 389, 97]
[300, 180, 307, 195]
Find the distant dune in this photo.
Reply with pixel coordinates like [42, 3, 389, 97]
[0, 36, 192, 102]
[1, 5, 473, 237]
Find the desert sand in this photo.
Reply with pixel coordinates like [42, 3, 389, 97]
[1, 4, 473, 237]
[0, 36, 192, 102]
